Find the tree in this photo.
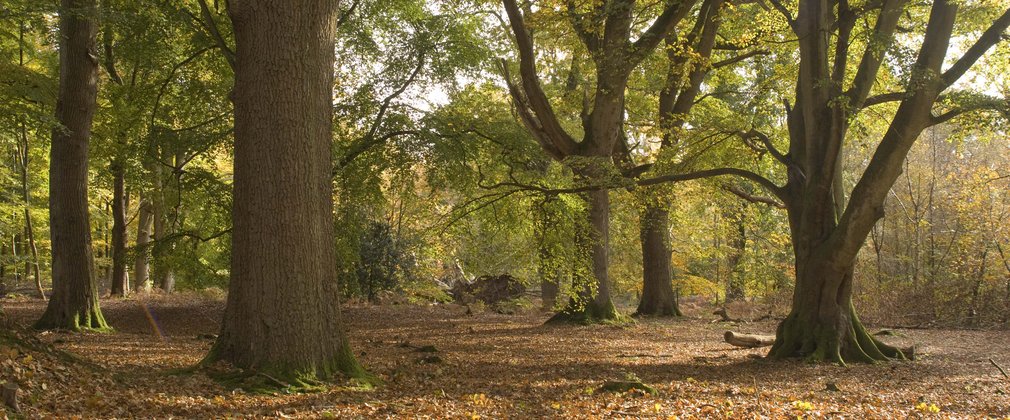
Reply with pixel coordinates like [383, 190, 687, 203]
[35, 0, 108, 330]
[744, 0, 1010, 363]
[502, 0, 697, 322]
[204, 0, 366, 384]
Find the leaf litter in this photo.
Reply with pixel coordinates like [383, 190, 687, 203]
[1, 293, 1008, 418]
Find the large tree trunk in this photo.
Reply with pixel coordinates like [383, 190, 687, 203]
[549, 189, 619, 323]
[133, 197, 153, 292]
[205, 0, 366, 383]
[110, 161, 128, 296]
[636, 204, 681, 317]
[768, 185, 905, 364]
[35, 0, 108, 331]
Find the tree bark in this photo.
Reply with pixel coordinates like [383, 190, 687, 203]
[110, 161, 127, 296]
[35, 0, 108, 331]
[133, 197, 153, 292]
[724, 331, 775, 348]
[205, 0, 366, 384]
[635, 204, 682, 316]
[549, 189, 619, 323]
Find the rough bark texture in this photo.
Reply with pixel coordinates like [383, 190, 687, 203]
[110, 161, 128, 296]
[635, 204, 682, 316]
[35, 0, 108, 331]
[205, 0, 365, 384]
[133, 197, 153, 292]
[763, 0, 1010, 364]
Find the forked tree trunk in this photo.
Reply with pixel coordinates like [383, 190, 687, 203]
[205, 0, 365, 383]
[35, 0, 108, 331]
[133, 197, 153, 292]
[549, 189, 619, 323]
[768, 190, 905, 364]
[636, 204, 682, 316]
[110, 161, 128, 296]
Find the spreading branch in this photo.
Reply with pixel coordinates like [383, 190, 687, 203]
[941, 7, 1010, 88]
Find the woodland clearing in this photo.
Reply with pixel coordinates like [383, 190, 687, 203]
[0, 293, 1008, 418]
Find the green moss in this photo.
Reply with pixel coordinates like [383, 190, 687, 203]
[200, 339, 378, 394]
[598, 380, 658, 396]
[545, 298, 632, 326]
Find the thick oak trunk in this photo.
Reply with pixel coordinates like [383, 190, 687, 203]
[35, 0, 107, 331]
[205, 0, 365, 384]
[636, 204, 681, 317]
[110, 161, 127, 296]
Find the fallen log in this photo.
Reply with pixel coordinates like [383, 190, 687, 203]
[724, 331, 775, 348]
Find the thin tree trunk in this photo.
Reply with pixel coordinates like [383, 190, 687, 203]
[110, 161, 128, 296]
[725, 209, 746, 302]
[35, 0, 108, 331]
[635, 203, 681, 316]
[133, 196, 153, 292]
[152, 162, 175, 292]
[205, 0, 365, 383]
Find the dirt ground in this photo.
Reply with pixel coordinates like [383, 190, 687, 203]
[1, 294, 1008, 418]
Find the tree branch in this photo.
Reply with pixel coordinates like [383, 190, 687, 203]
[723, 185, 785, 208]
[941, 7, 1010, 88]
[628, 0, 699, 65]
[502, 0, 580, 156]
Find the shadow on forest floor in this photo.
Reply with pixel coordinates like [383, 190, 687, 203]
[2, 294, 1008, 417]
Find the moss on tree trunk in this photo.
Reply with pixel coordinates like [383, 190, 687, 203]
[546, 189, 622, 324]
[203, 0, 369, 388]
[768, 264, 905, 365]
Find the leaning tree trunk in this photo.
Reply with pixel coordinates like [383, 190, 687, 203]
[205, 0, 366, 384]
[110, 161, 128, 296]
[549, 189, 619, 323]
[133, 196, 153, 292]
[636, 204, 682, 316]
[35, 0, 108, 331]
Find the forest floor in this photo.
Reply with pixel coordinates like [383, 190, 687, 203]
[0, 293, 1008, 418]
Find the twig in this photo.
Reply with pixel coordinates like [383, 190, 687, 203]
[617, 354, 675, 358]
[990, 358, 1009, 379]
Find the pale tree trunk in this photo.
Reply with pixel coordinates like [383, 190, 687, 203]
[110, 161, 128, 296]
[152, 162, 175, 292]
[636, 204, 681, 316]
[205, 0, 365, 383]
[35, 0, 108, 331]
[133, 196, 153, 292]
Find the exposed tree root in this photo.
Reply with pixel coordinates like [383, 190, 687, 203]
[768, 306, 908, 365]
